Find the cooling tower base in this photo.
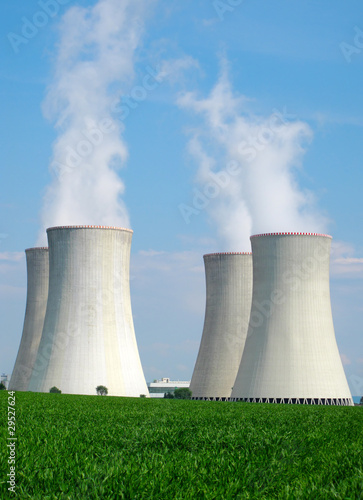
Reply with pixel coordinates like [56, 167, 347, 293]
[192, 396, 353, 405]
[229, 397, 354, 406]
[192, 396, 229, 402]
[192, 396, 354, 406]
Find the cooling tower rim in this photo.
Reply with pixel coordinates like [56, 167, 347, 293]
[46, 225, 133, 233]
[25, 247, 49, 252]
[251, 232, 332, 239]
[204, 252, 252, 257]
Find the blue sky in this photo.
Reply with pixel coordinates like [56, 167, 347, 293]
[0, 0, 362, 395]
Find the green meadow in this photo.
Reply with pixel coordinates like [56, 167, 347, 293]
[1, 392, 362, 499]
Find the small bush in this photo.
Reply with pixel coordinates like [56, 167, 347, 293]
[0, 382, 6, 391]
[174, 388, 192, 399]
[96, 385, 108, 396]
[49, 387, 61, 394]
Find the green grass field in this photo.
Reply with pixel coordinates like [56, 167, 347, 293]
[1, 392, 362, 499]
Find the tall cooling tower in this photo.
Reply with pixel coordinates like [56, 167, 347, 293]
[190, 253, 253, 401]
[28, 226, 148, 397]
[9, 248, 49, 391]
[231, 232, 353, 405]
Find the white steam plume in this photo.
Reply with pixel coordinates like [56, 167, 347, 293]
[38, 0, 152, 244]
[178, 61, 328, 250]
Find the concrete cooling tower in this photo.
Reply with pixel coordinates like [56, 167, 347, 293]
[190, 253, 253, 401]
[9, 248, 49, 391]
[28, 226, 148, 397]
[231, 232, 353, 406]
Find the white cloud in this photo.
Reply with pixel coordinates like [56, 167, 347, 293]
[156, 56, 200, 84]
[340, 353, 351, 366]
[331, 240, 363, 277]
[138, 249, 166, 257]
[177, 59, 327, 250]
[38, 0, 155, 244]
[307, 110, 363, 129]
[202, 18, 219, 28]
[0, 252, 24, 262]
[0, 252, 25, 275]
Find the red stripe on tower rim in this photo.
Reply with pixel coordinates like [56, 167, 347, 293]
[250, 232, 332, 239]
[204, 252, 252, 257]
[25, 247, 49, 252]
[46, 225, 133, 233]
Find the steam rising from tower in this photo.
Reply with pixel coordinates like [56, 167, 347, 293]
[178, 62, 328, 250]
[38, 0, 151, 244]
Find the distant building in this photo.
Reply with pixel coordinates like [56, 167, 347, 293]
[147, 378, 190, 398]
[1, 373, 9, 389]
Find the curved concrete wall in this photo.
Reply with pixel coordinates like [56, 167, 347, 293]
[231, 233, 353, 405]
[190, 253, 253, 400]
[9, 248, 49, 391]
[28, 226, 148, 397]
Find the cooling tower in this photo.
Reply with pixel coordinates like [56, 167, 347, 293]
[28, 226, 148, 397]
[190, 253, 253, 401]
[9, 248, 49, 391]
[231, 232, 353, 405]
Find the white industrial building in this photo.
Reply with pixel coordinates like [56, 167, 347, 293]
[9, 248, 49, 391]
[1, 373, 10, 390]
[190, 252, 252, 401]
[28, 226, 148, 397]
[148, 378, 190, 398]
[231, 232, 353, 405]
